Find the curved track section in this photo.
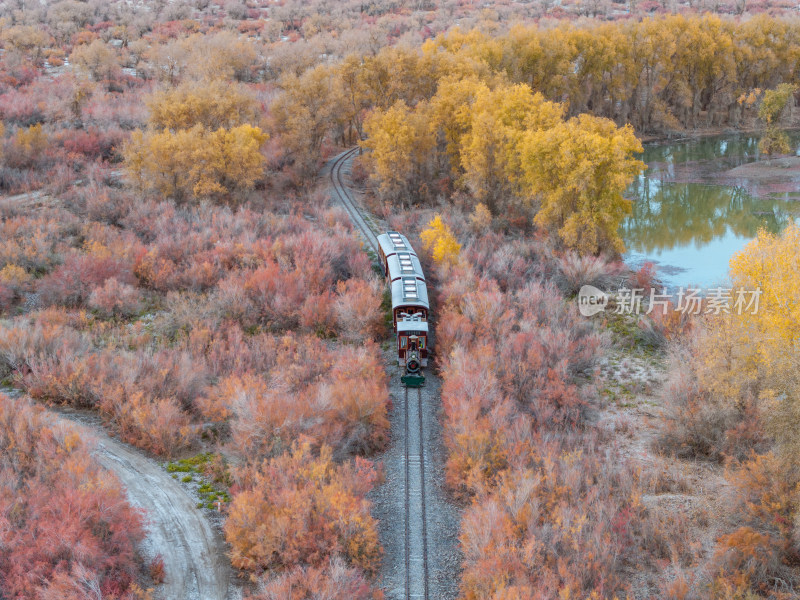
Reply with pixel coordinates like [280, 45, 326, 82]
[328, 148, 380, 255]
[327, 148, 452, 600]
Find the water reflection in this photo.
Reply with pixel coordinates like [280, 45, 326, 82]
[623, 182, 794, 253]
[643, 133, 769, 176]
[621, 133, 800, 288]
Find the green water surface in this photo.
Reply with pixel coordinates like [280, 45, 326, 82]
[622, 133, 800, 289]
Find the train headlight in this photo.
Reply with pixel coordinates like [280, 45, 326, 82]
[406, 349, 421, 374]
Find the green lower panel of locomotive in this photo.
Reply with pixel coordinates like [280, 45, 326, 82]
[401, 373, 425, 387]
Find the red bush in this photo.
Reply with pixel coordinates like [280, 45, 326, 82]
[38, 253, 135, 307]
[299, 291, 337, 335]
[431, 206, 650, 597]
[243, 262, 305, 328]
[84, 184, 135, 225]
[149, 555, 166, 584]
[335, 278, 383, 342]
[0, 395, 144, 596]
[440, 348, 511, 497]
[58, 126, 124, 160]
[247, 558, 380, 600]
[88, 277, 143, 317]
[187, 324, 279, 379]
[0, 282, 13, 313]
[631, 260, 657, 294]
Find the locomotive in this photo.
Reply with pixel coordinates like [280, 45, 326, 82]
[377, 231, 429, 387]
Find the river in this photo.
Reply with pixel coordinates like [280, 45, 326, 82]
[622, 132, 800, 290]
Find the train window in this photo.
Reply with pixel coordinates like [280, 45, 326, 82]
[400, 336, 407, 349]
[419, 337, 426, 350]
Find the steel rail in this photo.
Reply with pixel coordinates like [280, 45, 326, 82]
[329, 146, 430, 600]
[329, 147, 379, 255]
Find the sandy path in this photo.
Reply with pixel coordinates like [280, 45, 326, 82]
[91, 431, 231, 600]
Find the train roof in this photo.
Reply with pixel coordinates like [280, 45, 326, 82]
[391, 276, 429, 311]
[377, 231, 417, 258]
[387, 251, 425, 282]
[397, 316, 429, 333]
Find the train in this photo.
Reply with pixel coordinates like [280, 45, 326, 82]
[376, 231, 429, 387]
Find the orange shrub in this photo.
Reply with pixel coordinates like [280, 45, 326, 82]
[226, 442, 381, 574]
[0, 318, 88, 379]
[18, 342, 202, 456]
[432, 211, 649, 598]
[708, 452, 800, 593]
[0, 212, 75, 273]
[440, 347, 510, 498]
[246, 558, 381, 600]
[200, 339, 388, 459]
[459, 443, 651, 599]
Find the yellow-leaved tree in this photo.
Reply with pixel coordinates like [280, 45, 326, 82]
[362, 100, 435, 205]
[421, 215, 461, 266]
[681, 222, 800, 600]
[123, 124, 267, 202]
[271, 65, 345, 179]
[9, 123, 48, 168]
[698, 223, 800, 470]
[427, 76, 493, 174]
[192, 125, 268, 198]
[124, 80, 267, 203]
[758, 83, 797, 156]
[521, 114, 644, 255]
[147, 80, 259, 131]
[70, 39, 121, 81]
[459, 82, 564, 211]
[729, 223, 800, 358]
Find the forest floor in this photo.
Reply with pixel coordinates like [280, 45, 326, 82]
[595, 345, 732, 597]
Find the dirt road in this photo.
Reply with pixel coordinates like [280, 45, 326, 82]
[92, 431, 231, 600]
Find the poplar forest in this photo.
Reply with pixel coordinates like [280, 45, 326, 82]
[0, 1, 800, 599]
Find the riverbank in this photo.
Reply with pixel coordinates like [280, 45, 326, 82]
[638, 122, 800, 145]
[722, 154, 800, 179]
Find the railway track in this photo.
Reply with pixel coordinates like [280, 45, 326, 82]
[328, 148, 433, 600]
[329, 147, 380, 255]
[404, 385, 430, 600]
